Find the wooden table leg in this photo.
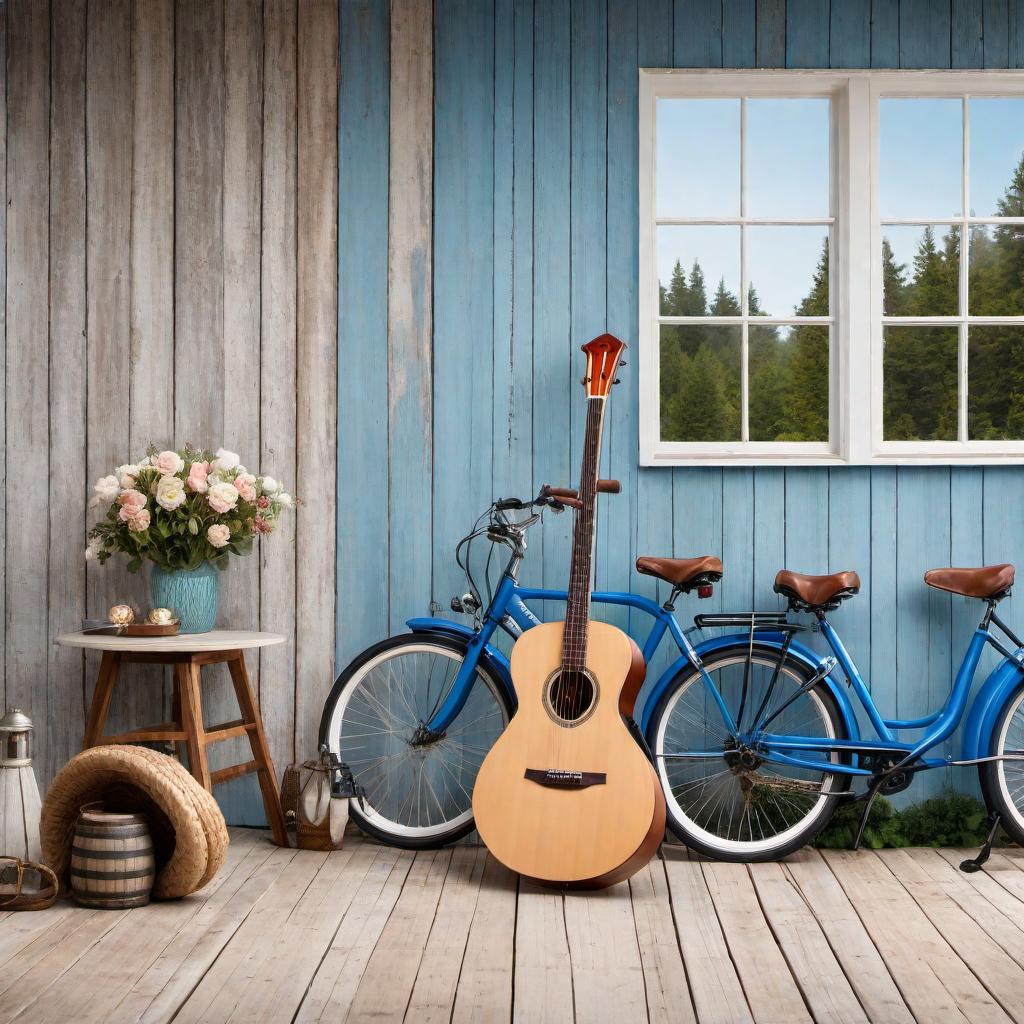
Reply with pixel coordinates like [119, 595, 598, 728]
[176, 660, 212, 790]
[227, 652, 289, 847]
[83, 652, 121, 748]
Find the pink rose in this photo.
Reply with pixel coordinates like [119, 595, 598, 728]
[257, 496, 269, 509]
[253, 515, 273, 535]
[117, 489, 147, 511]
[127, 508, 150, 532]
[152, 450, 185, 476]
[234, 472, 257, 503]
[187, 461, 210, 493]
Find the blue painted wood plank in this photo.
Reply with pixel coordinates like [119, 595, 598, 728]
[756, 0, 787, 66]
[953, 0, 984, 67]
[786, 0, 830, 68]
[674, 469, 724, 616]
[605, 0, 640, 641]
[950, 467, 985, 796]
[869, 469, 898, 715]
[828, 468, 872, 680]
[491, 0, 534, 512]
[830, 0, 871, 67]
[1012, 0, 1024, 66]
[983, 0, 1010, 66]
[753, 469, 786, 608]
[984, 466, 1024, 637]
[785, 469, 829, 656]
[433, 0, 495, 622]
[533, 0, 574, 615]
[571, 0, 608, 588]
[722, 470, 755, 610]
[723, 0, 756, 67]
[870, 0, 900, 66]
[674, 0, 723, 67]
[896, 468, 952, 800]
[899, 0, 952, 67]
[337, 0, 390, 669]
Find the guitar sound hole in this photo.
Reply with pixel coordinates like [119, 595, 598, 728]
[546, 668, 597, 725]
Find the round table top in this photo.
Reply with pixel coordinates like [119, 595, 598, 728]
[53, 629, 286, 653]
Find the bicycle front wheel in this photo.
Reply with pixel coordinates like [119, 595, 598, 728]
[319, 633, 513, 849]
[647, 644, 850, 862]
[980, 683, 1024, 846]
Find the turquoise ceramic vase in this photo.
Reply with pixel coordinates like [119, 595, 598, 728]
[149, 563, 220, 633]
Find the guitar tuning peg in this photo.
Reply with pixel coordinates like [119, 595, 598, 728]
[613, 378, 622, 384]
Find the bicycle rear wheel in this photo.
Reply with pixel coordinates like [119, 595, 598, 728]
[646, 643, 851, 862]
[319, 633, 512, 849]
[980, 683, 1024, 846]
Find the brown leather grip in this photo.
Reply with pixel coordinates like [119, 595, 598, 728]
[597, 479, 621, 494]
[542, 480, 620, 499]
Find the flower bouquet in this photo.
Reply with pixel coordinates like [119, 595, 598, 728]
[87, 445, 294, 632]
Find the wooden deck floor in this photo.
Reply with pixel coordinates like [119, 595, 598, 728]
[4, 829, 1024, 1023]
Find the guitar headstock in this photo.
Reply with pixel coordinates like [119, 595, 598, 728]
[581, 334, 626, 399]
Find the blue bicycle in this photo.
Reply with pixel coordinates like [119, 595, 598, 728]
[320, 489, 1024, 861]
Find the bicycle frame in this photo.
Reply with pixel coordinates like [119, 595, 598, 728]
[410, 560, 1024, 788]
[409, 566, 859, 745]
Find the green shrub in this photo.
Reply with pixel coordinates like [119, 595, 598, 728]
[814, 790, 995, 850]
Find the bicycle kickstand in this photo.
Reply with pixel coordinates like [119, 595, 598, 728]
[960, 813, 1002, 873]
[851, 778, 886, 852]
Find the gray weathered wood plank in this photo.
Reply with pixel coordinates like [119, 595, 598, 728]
[295, 0, 339, 765]
[258, 0, 298, 790]
[47, 0, 88, 785]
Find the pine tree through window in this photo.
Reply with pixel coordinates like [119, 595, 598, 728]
[640, 72, 1024, 465]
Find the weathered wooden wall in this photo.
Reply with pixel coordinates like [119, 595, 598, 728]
[340, 0, 1024, 805]
[2, 0, 338, 823]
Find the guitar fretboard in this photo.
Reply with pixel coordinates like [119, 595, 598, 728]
[562, 397, 606, 673]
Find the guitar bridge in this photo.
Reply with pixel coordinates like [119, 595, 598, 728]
[524, 768, 607, 789]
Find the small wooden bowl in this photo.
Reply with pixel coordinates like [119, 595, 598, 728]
[119, 621, 180, 637]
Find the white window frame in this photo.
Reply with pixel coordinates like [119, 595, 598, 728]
[639, 69, 1024, 466]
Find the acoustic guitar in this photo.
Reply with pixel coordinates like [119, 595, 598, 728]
[472, 334, 666, 888]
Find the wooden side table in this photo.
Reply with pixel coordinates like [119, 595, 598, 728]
[54, 630, 289, 847]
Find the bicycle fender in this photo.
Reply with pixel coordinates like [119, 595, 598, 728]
[961, 655, 1024, 760]
[406, 617, 517, 711]
[639, 631, 860, 742]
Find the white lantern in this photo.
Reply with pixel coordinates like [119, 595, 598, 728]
[0, 709, 42, 865]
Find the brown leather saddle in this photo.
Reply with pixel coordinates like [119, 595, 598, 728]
[924, 563, 1014, 600]
[774, 569, 861, 610]
[635, 555, 723, 592]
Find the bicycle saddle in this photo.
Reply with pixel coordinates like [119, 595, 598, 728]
[924, 563, 1014, 599]
[774, 569, 860, 609]
[635, 555, 723, 591]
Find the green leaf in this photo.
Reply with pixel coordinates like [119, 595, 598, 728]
[188, 516, 199, 536]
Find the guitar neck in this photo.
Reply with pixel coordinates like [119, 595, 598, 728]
[562, 397, 606, 672]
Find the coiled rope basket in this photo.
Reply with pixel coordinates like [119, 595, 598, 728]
[41, 745, 228, 900]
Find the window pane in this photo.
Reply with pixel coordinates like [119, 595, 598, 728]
[746, 98, 830, 218]
[969, 326, 1024, 439]
[747, 228, 829, 318]
[660, 325, 741, 441]
[883, 327, 958, 440]
[658, 226, 740, 316]
[749, 324, 829, 441]
[968, 224, 1024, 315]
[881, 226, 960, 316]
[969, 98, 1024, 217]
[880, 98, 962, 219]
[657, 99, 740, 217]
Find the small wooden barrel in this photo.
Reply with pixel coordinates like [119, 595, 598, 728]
[70, 804, 155, 909]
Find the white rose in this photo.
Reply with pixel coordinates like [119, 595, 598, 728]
[155, 475, 187, 511]
[277, 492, 293, 508]
[260, 475, 281, 495]
[207, 523, 231, 549]
[212, 448, 241, 473]
[115, 463, 141, 488]
[208, 480, 240, 514]
[93, 475, 120, 502]
[85, 538, 103, 561]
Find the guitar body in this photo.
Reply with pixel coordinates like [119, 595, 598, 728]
[472, 619, 666, 887]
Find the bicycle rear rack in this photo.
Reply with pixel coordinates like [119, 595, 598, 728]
[693, 611, 812, 633]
